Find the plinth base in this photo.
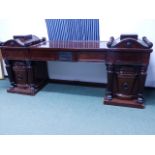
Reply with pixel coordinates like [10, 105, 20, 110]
[7, 86, 38, 95]
[7, 80, 47, 95]
[104, 96, 144, 109]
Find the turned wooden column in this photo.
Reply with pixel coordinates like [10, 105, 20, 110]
[5, 60, 16, 87]
[137, 65, 148, 104]
[106, 64, 114, 100]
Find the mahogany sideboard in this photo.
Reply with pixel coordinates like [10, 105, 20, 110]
[0, 34, 153, 108]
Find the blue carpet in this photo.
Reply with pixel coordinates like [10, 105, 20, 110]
[0, 79, 155, 135]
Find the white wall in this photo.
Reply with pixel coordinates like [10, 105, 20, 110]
[0, 19, 155, 87]
[0, 19, 48, 41]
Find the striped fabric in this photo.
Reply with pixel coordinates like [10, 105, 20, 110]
[45, 19, 100, 60]
[45, 19, 100, 41]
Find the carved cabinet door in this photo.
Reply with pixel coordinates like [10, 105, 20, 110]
[113, 65, 139, 99]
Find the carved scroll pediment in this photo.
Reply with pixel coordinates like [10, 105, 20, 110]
[2, 39, 25, 47]
[2, 35, 46, 47]
[107, 34, 153, 49]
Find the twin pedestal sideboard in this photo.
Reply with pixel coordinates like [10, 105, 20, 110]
[0, 34, 153, 108]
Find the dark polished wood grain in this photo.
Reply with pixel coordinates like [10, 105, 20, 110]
[0, 34, 153, 108]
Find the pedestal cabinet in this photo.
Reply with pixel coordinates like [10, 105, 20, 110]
[104, 34, 153, 108]
[1, 35, 48, 95]
[5, 60, 48, 95]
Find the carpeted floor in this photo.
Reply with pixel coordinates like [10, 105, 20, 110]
[0, 79, 155, 135]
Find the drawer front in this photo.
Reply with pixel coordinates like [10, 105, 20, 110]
[78, 52, 105, 62]
[30, 50, 58, 61]
[2, 48, 29, 60]
[106, 51, 150, 65]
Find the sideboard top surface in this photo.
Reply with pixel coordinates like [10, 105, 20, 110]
[30, 41, 108, 50]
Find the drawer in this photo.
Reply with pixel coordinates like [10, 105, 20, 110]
[106, 51, 150, 65]
[2, 48, 28, 60]
[30, 50, 58, 61]
[78, 52, 106, 62]
[1, 48, 29, 60]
